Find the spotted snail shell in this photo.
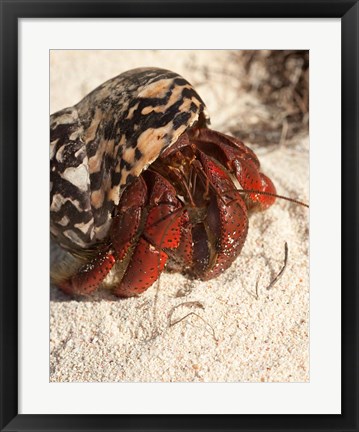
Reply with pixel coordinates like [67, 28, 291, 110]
[50, 67, 210, 251]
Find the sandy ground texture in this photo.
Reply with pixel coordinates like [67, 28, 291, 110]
[50, 50, 309, 382]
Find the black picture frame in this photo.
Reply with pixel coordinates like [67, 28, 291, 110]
[1, 1, 358, 431]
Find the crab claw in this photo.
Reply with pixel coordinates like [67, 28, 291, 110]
[195, 151, 249, 279]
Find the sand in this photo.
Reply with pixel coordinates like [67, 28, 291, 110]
[50, 50, 309, 383]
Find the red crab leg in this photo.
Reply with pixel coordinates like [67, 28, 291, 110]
[58, 176, 148, 296]
[57, 247, 116, 296]
[112, 238, 168, 297]
[192, 128, 276, 211]
[113, 171, 185, 297]
[251, 173, 276, 210]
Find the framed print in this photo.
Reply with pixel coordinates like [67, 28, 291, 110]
[1, 1, 358, 431]
[49, 48, 310, 384]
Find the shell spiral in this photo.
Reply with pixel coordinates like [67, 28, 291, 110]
[50, 68, 209, 251]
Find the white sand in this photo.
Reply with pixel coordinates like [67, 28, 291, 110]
[50, 50, 309, 382]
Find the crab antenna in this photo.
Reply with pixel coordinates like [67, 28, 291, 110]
[238, 188, 309, 208]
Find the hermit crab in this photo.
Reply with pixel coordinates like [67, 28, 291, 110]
[50, 67, 278, 298]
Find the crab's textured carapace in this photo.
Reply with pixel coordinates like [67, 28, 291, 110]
[50, 67, 276, 297]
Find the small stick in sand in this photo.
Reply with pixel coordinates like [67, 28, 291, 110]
[266, 242, 289, 291]
[168, 302, 218, 343]
[252, 242, 289, 299]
